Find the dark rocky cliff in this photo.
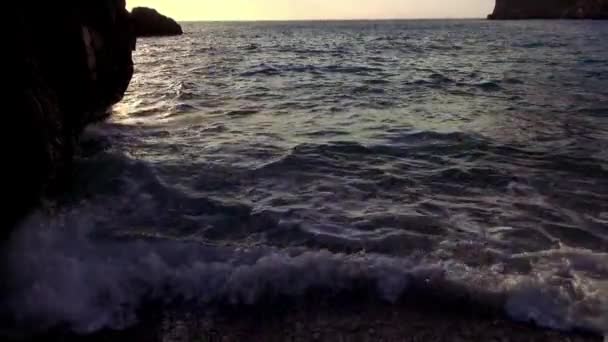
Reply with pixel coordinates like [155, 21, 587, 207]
[131, 7, 183, 37]
[5, 1, 135, 235]
[489, 0, 608, 19]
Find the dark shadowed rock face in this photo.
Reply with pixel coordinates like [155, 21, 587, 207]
[489, 0, 608, 19]
[131, 7, 183, 37]
[5, 0, 135, 235]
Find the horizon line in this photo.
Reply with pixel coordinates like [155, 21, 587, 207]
[177, 17, 488, 23]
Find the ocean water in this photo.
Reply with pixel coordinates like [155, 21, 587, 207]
[4, 20, 608, 334]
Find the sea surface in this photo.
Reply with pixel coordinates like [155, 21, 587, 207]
[4, 20, 608, 335]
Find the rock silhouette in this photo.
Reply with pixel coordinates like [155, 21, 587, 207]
[131, 7, 183, 37]
[6, 0, 135, 235]
[489, 0, 608, 19]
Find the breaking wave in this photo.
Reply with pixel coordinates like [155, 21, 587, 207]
[1, 151, 606, 335]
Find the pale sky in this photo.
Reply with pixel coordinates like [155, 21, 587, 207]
[128, 0, 495, 21]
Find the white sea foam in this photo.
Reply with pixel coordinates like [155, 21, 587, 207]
[3, 205, 607, 335]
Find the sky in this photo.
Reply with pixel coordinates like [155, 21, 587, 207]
[128, 0, 495, 21]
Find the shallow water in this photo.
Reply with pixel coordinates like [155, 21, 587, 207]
[4, 20, 608, 334]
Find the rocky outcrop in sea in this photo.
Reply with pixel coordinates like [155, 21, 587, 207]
[6, 0, 135, 236]
[489, 0, 608, 19]
[131, 7, 183, 37]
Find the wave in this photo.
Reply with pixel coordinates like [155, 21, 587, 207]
[504, 77, 524, 85]
[514, 41, 567, 49]
[473, 81, 503, 92]
[239, 64, 385, 78]
[0, 151, 606, 336]
[240, 66, 281, 77]
[3, 205, 607, 335]
[407, 73, 454, 88]
[225, 109, 260, 117]
[363, 79, 391, 85]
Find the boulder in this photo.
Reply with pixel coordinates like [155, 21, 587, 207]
[4, 0, 135, 236]
[131, 7, 183, 37]
[489, 0, 608, 19]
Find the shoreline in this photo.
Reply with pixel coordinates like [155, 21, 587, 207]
[6, 295, 603, 342]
